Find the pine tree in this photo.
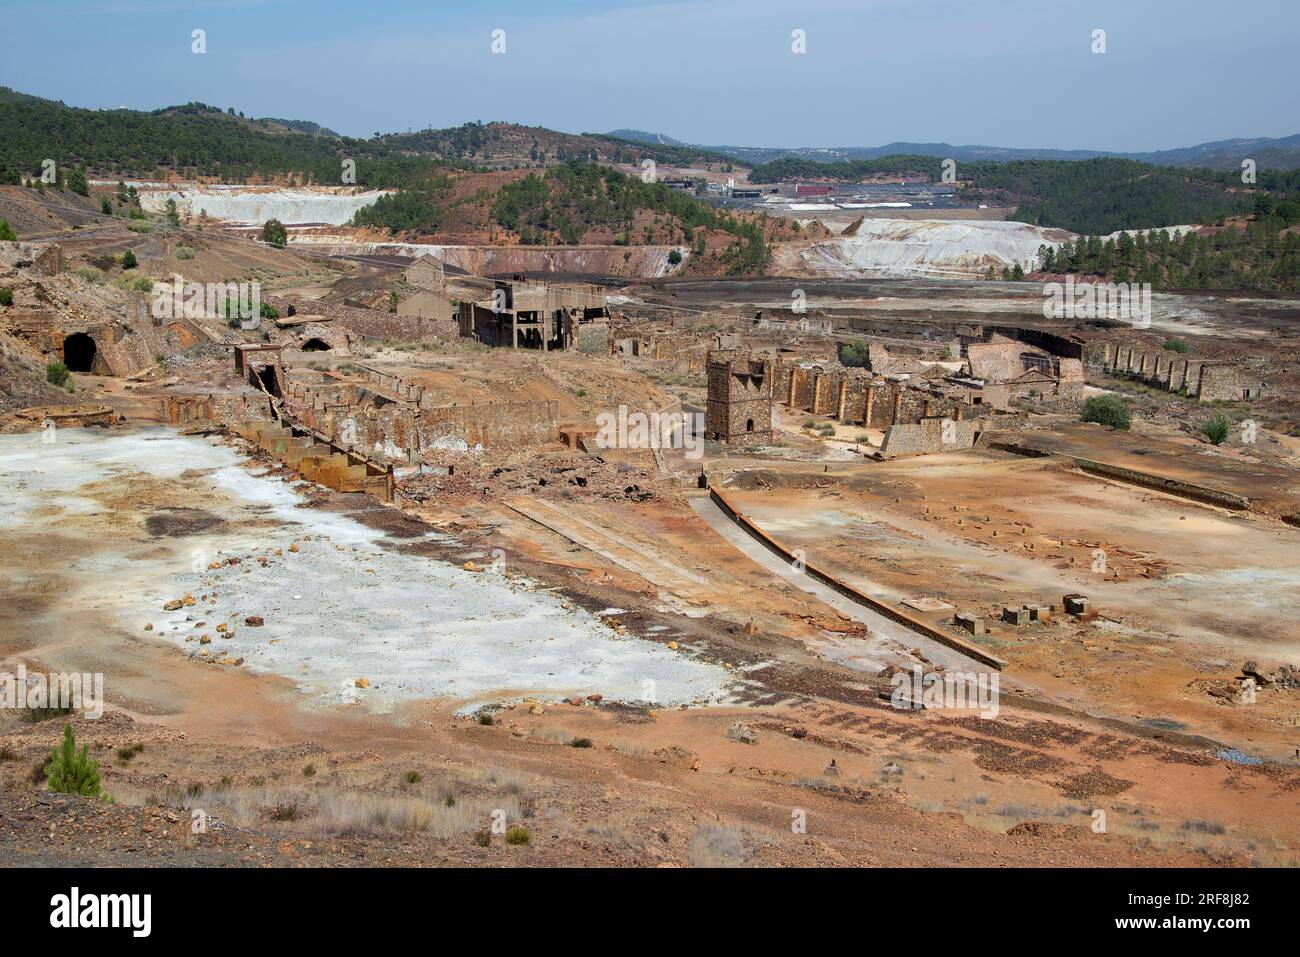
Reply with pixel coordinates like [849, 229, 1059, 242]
[67, 166, 89, 197]
[46, 723, 104, 798]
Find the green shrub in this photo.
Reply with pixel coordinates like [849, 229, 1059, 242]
[667, 249, 683, 265]
[1163, 338, 1189, 353]
[126, 221, 152, 233]
[46, 723, 104, 798]
[1200, 412, 1230, 445]
[121, 250, 138, 269]
[116, 742, 145, 765]
[404, 770, 421, 784]
[0, 219, 16, 241]
[262, 218, 287, 248]
[175, 245, 195, 260]
[46, 361, 70, 387]
[0, 287, 11, 307]
[1081, 394, 1132, 430]
[839, 339, 868, 368]
[505, 824, 531, 845]
[569, 737, 594, 749]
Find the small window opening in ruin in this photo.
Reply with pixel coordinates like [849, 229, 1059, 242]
[746, 418, 755, 432]
[301, 338, 331, 352]
[62, 332, 98, 373]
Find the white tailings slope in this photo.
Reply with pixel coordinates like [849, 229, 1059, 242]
[138, 185, 392, 226]
[773, 218, 1075, 278]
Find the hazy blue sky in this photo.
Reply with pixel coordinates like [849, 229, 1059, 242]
[3, 0, 1296, 150]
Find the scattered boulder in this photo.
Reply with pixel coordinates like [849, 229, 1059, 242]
[244, 616, 264, 627]
[727, 722, 758, 745]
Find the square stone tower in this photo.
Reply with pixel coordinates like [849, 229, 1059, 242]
[706, 350, 773, 445]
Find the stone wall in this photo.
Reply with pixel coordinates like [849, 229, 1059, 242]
[1093, 341, 1260, 401]
[880, 417, 979, 456]
[282, 367, 559, 458]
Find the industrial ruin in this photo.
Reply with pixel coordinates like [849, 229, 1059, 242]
[2, 159, 1297, 877]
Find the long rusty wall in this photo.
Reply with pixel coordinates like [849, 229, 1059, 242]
[707, 485, 1005, 670]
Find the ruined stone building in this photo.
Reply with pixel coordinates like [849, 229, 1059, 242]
[1, 242, 208, 377]
[459, 278, 608, 352]
[281, 364, 559, 460]
[753, 311, 835, 335]
[706, 350, 774, 445]
[234, 342, 286, 397]
[403, 254, 446, 292]
[396, 254, 456, 322]
[609, 322, 726, 371]
[959, 338, 1085, 405]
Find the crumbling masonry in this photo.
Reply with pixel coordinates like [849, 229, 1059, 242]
[706, 350, 774, 445]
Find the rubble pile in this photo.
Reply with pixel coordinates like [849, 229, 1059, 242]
[399, 449, 662, 504]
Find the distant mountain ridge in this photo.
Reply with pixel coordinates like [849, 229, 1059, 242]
[606, 129, 1300, 172]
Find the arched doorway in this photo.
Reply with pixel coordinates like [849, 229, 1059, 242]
[300, 338, 331, 352]
[63, 333, 98, 373]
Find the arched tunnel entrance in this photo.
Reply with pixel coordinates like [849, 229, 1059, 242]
[300, 338, 332, 352]
[62, 333, 98, 373]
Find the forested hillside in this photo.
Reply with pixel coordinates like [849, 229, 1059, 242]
[1037, 172, 1300, 291]
[355, 160, 779, 274]
[749, 155, 1255, 235]
[0, 90, 702, 188]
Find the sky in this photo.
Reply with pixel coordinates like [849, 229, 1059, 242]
[2, 0, 1297, 151]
